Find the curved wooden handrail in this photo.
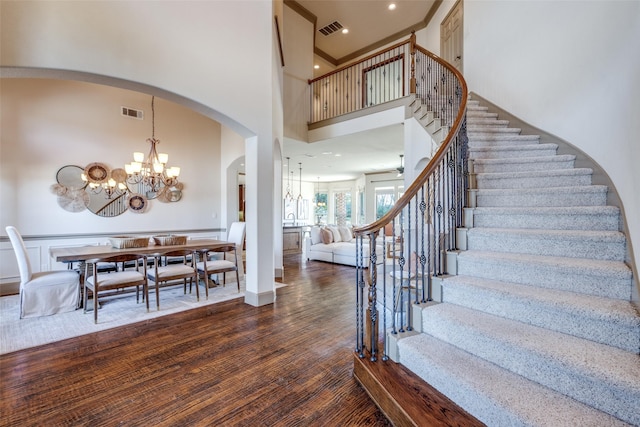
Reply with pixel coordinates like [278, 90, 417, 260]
[353, 46, 468, 237]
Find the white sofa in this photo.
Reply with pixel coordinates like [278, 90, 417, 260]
[305, 225, 383, 267]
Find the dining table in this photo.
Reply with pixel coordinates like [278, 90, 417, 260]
[50, 238, 232, 264]
[50, 238, 233, 309]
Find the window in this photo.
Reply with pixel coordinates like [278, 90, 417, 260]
[375, 187, 395, 220]
[314, 192, 328, 225]
[334, 191, 352, 226]
[357, 190, 365, 225]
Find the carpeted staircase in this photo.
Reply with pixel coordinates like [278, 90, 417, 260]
[397, 98, 640, 426]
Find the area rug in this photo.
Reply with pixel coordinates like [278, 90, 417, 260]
[0, 281, 285, 355]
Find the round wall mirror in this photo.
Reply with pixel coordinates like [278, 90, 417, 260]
[55, 164, 128, 217]
[56, 165, 87, 190]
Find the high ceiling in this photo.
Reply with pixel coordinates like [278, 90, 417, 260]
[283, 0, 441, 183]
[293, 0, 439, 72]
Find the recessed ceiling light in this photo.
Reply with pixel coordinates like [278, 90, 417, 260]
[388, 3, 396, 11]
[341, 28, 349, 34]
[322, 151, 333, 155]
[314, 65, 320, 69]
[334, 153, 342, 157]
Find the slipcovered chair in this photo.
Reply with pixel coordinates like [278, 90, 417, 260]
[5, 226, 80, 319]
[84, 254, 149, 324]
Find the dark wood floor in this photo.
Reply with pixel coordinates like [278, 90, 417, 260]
[0, 255, 393, 426]
[1, 254, 483, 426]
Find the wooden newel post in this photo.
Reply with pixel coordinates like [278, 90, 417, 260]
[364, 232, 379, 361]
[410, 32, 417, 95]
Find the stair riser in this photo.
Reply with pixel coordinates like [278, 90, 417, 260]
[426, 118, 442, 133]
[472, 211, 620, 231]
[470, 148, 557, 159]
[475, 173, 592, 189]
[456, 257, 631, 299]
[466, 233, 626, 261]
[443, 282, 639, 353]
[421, 309, 640, 425]
[475, 191, 607, 207]
[473, 160, 575, 173]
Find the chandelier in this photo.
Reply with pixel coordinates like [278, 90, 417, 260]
[125, 96, 180, 195]
[84, 176, 127, 199]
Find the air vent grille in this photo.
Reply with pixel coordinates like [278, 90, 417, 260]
[121, 106, 143, 120]
[318, 21, 343, 36]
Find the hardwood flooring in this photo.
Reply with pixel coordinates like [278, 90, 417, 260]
[0, 255, 391, 426]
[0, 254, 481, 426]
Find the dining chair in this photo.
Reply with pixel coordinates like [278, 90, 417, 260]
[146, 249, 199, 307]
[84, 253, 149, 324]
[5, 226, 80, 319]
[227, 221, 246, 278]
[196, 243, 241, 299]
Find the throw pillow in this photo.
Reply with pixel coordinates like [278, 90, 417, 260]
[310, 227, 322, 245]
[320, 227, 333, 244]
[327, 226, 342, 243]
[338, 226, 352, 242]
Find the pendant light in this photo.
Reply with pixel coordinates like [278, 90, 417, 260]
[284, 157, 293, 201]
[297, 162, 303, 201]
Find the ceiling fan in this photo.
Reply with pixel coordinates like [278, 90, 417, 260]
[396, 154, 404, 177]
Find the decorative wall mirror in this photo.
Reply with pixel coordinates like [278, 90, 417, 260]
[56, 165, 87, 190]
[51, 162, 182, 217]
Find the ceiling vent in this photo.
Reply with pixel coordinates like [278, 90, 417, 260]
[121, 106, 144, 120]
[318, 21, 343, 36]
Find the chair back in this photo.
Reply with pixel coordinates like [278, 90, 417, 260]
[228, 222, 246, 249]
[5, 226, 32, 284]
[89, 253, 147, 273]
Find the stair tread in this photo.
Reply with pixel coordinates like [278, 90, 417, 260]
[469, 143, 557, 152]
[468, 127, 521, 133]
[474, 185, 608, 195]
[473, 204, 618, 214]
[444, 274, 639, 326]
[467, 227, 626, 242]
[473, 154, 575, 164]
[469, 134, 540, 141]
[467, 119, 509, 125]
[476, 167, 593, 179]
[459, 250, 631, 277]
[399, 334, 633, 427]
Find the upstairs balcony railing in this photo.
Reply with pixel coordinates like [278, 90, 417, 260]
[309, 39, 412, 123]
[308, 34, 468, 362]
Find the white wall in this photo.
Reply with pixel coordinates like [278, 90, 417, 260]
[415, 0, 458, 55]
[0, 79, 221, 235]
[463, 0, 640, 274]
[0, 0, 282, 303]
[283, 3, 314, 141]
